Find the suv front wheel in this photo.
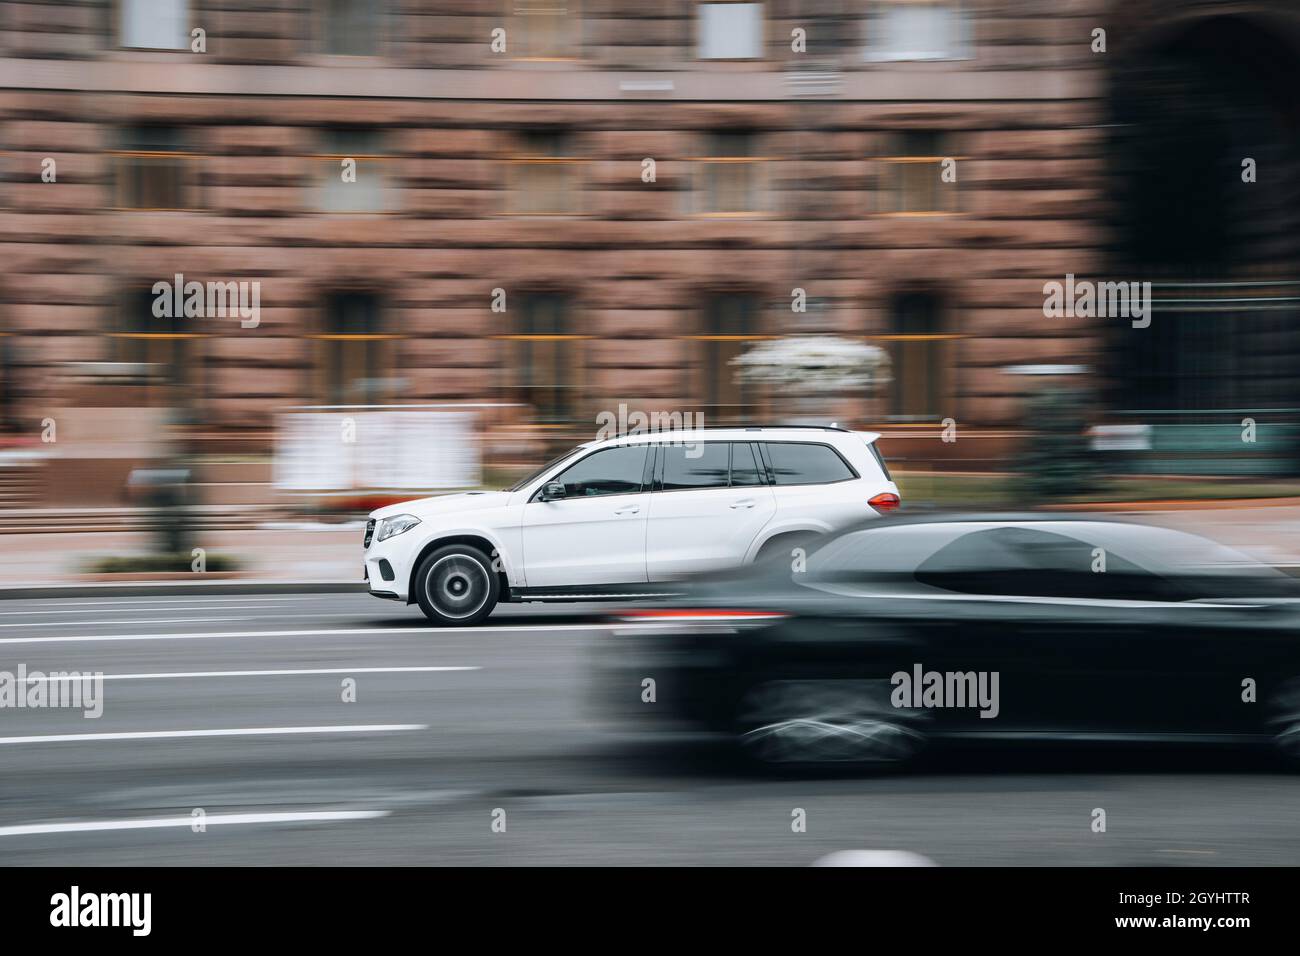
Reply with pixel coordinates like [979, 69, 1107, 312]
[413, 544, 499, 626]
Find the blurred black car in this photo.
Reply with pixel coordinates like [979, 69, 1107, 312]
[595, 513, 1300, 767]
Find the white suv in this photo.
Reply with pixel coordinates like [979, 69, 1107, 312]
[364, 426, 900, 624]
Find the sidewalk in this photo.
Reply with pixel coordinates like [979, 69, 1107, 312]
[0, 505, 1297, 593]
[0, 525, 365, 592]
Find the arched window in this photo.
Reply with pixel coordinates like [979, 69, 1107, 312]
[696, 292, 762, 422]
[887, 291, 947, 420]
[507, 292, 582, 424]
[0, 322, 13, 433]
[315, 291, 386, 405]
[112, 286, 202, 410]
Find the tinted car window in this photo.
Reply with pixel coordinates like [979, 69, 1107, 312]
[507, 445, 586, 492]
[763, 442, 855, 485]
[551, 446, 648, 498]
[661, 443, 729, 490]
[914, 526, 1170, 601]
[730, 443, 763, 486]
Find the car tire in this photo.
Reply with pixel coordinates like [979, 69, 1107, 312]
[733, 675, 926, 770]
[413, 544, 499, 626]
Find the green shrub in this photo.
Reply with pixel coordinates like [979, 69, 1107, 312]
[85, 553, 242, 574]
[1018, 387, 1103, 503]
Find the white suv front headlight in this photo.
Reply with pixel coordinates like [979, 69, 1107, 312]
[376, 514, 421, 542]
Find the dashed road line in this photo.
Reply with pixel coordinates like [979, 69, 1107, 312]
[18, 666, 480, 681]
[0, 723, 429, 745]
[0, 809, 389, 838]
[0, 623, 618, 645]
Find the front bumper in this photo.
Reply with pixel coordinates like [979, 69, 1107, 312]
[362, 520, 426, 602]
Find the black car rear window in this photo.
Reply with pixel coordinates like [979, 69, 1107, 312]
[762, 442, 856, 485]
[914, 526, 1171, 601]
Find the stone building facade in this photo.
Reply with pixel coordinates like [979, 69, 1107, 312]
[0, 0, 1296, 480]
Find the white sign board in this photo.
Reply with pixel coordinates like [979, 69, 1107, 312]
[274, 410, 480, 491]
[1089, 424, 1152, 452]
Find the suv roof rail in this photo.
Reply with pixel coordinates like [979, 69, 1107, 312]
[653, 423, 852, 433]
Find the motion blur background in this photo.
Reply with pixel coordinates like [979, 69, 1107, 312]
[1, 0, 1299, 565]
[4, 1, 1300, 870]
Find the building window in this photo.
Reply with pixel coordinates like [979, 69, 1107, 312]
[508, 1, 581, 59]
[509, 294, 581, 423]
[112, 287, 202, 405]
[865, 1, 968, 61]
[879, 131, 955, 215]
[315, 292, 386, 404]
[0, 330, 13, 432]
[120, 0, 190, 50]
[695, 131, 767, 216]
[506, 131, 580, 216]
[697, 2, 764, 60]
[113, 126, 194, 210]
[696, 293, 762, 420]
[310, 129, 387, 213]
[885, 292, 948, 420]
[319, 0, 383, 56]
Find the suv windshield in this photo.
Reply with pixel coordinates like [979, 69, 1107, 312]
[504, 446, 588, 492]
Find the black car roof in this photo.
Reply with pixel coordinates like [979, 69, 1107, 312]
[830, 510, 1152, 538]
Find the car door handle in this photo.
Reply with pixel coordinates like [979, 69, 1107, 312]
[729, 499, 756, 509]
[614, 505, 640, 515]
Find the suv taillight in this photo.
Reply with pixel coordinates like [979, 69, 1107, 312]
[868, 492, 900, 513]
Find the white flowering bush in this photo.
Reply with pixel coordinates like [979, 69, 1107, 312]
[730, 336, 890, 393]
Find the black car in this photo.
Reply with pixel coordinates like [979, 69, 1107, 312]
[595, 513, 1300, 767]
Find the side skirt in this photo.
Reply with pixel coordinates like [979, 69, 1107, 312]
[507, 583, 687, 603]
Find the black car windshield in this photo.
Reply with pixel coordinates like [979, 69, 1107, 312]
[504, 446, 588, 492]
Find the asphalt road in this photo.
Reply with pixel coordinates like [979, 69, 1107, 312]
[0, 591, 1296, 866]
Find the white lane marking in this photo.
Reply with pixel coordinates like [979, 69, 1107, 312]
[0, 723, 427, 745]
[0, 610, 425, 627]
[0, 617, 241, 629]
[1, 598, 296, 608]
[0, 810, 389, 838]
[20, 666, 480, 681]
[0, 624, 619, 646]
[0, 605, 297, 617]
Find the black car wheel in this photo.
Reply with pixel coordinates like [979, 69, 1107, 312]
[734, 676, 926, 768]
[414, 545, 499, 626]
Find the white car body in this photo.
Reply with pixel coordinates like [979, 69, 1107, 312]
[364, 426, 899, 615]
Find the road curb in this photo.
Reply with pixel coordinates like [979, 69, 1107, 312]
[0, 581, 369, 601]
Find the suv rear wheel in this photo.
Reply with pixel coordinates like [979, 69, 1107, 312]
[414, 544, 499, 626]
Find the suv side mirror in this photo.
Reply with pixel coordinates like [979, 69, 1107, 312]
[540, 481, 566, 501]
